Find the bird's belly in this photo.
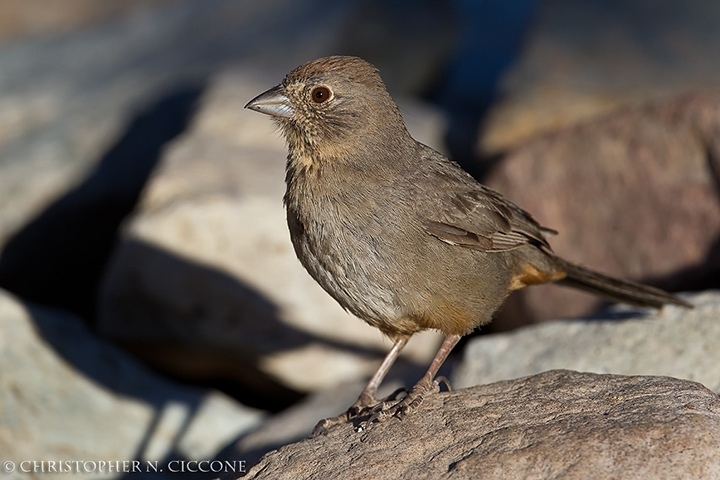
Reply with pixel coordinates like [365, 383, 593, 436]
[287, 205, 513, 337]
[290, 217, 400, 328]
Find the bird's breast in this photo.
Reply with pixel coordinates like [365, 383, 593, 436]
[284, 170, 406, 325]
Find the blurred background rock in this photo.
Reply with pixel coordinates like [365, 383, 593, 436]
[0, 0, 719, 476]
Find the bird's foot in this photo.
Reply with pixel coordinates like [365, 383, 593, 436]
[347, 387, 408, 418]
[310, 377, 451, 437]
[360, 375, 451, 429]
[309, 387, 408, 438]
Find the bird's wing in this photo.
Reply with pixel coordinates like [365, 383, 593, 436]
[413, 154, 555, 253]
[422, 187, 554, 253]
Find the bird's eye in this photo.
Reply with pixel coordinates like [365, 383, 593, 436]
[311, 86, 332, 103]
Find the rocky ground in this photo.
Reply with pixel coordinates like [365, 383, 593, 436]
[1, 1, 720, 479]
[244, 370, 720, 480]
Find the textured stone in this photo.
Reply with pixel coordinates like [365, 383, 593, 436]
[243, 370, 720, 480]
[455, 291, 720, 394]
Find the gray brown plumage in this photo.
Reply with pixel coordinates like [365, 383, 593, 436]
[245, 55, 691, 435]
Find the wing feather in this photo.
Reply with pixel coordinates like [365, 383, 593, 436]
[412, 148, 556, 254]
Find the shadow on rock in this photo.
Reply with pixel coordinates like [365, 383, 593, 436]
[21, 299, 261, 480]
[100, 238, 399, 412]
[0, 84, 205, 320]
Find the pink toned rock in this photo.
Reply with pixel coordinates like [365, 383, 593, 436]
[485, 91, 720, 329]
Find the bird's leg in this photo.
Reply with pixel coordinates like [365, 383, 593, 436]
[348, 337, 409, 414]
[310, 337, 408, 437]
[369, 334, 461, 424]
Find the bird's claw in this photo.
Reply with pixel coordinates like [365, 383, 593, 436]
[436, 375, 452, 392]
[357, 378, 443, 430]
[311, 379, 444, 437]
[310, 387, 410, 437]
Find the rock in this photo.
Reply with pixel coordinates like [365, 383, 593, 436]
[97, 69, 445, 401]
[454, 291, 720, 393]
[484, 92, 720, 329]
[479, 0, 720, 155]
[242, 370, 720, 479]
[0, 288, 264, 472]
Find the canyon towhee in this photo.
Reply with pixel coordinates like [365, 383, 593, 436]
[245, 55, 691, 435]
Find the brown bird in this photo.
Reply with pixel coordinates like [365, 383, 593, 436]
[245, 55, 691, 435]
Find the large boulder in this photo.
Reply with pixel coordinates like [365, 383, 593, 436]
[0, 0, 168, 43]
[243, 370, 720, 479]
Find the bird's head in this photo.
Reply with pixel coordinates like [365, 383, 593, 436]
[245, 56, 409, 163]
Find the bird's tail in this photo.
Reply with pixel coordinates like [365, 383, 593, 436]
[554, 257, 692, 309]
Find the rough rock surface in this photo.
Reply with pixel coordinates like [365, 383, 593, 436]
[485, 92, 720, 329]
[242, 370, 720, 480]
[455, 291, 720, 393]
[0, 289, 263, 473]
[97, 70, 444, 399]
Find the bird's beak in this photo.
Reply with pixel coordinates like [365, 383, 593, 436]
[244, 85, 294, 118]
